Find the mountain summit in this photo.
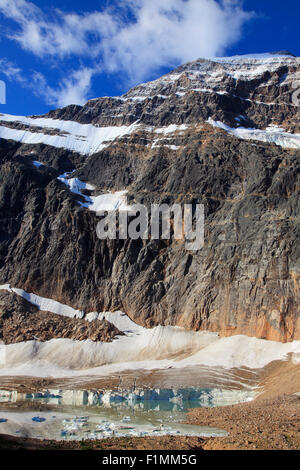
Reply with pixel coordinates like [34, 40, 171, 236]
[0, 53, 299, 345]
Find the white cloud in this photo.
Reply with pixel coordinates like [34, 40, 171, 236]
[0, 0, 117, 58]
[0, 58, 23, 81]
[0, 57, 96, 107]
[30, 68, 97, 107]
[0, 0, 254, 105]
[102, 0, 253, 81]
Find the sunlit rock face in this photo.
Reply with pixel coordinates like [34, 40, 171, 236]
[0, 52, 299, 343]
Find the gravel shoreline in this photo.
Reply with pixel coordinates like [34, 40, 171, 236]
[0, 360, 299, 450]
[187, 394, 300, 450]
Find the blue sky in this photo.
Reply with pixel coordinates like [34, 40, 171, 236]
[0, 0, 299, 116]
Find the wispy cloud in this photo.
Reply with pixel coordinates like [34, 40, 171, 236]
[101, 0, 254, 81]
[31, 68, 97, 108]
[0, 58, 24, 82]
[0, 57, 97, 108]
[0, 0, 117, 58]
[0, 0, 254, 107]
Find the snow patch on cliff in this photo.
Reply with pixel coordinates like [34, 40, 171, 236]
[207, 118, 300, 149]
[212, 53, 297, 80]
[1, 284, 300, 377]
[58, 174, 94, 196]
[0, 113, 139, 155]
[154, 124, 188, 135]
[0, 284, 84, 319]
[57, 173, 130, 212]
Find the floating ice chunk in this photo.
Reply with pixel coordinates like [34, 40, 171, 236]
[122, 416, 131, 423]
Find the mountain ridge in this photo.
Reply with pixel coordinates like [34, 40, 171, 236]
[0, 52, 299, 344]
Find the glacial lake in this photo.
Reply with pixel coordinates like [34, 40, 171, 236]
[0, 385, 257, 441]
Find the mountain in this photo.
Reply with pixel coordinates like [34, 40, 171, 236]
[0, 52, 299, 346]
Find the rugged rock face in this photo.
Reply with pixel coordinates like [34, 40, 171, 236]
[0, 52, 299, 342]
[0, 292, 122, 344]
[42, 52, 300, 132]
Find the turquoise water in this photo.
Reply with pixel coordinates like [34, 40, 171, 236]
[1, 386, 254, 409]
[0, 386, 255, 441]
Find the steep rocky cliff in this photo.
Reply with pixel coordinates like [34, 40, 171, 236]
[0, 52, 299, 343]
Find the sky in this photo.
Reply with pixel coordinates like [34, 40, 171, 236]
[0, 0, 299, 116]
